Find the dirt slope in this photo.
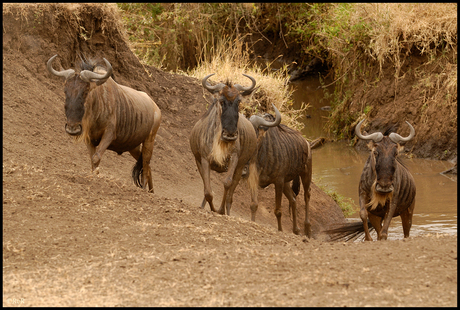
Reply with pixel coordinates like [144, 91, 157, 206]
[3, 4, 457, 307]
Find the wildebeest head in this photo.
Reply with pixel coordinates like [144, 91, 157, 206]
[248, 103, 282, 147]
[47, 54, 112, 136]
[249, 103, 282, 133]
[355, 119, 415, 197]
[202, 73, 257, 142]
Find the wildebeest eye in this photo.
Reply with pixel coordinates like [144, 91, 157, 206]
[373, 151, 378, 157]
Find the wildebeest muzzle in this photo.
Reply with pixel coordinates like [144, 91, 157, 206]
[65, 123, 82, 136]
[221, 128, 238, 142]
[375, 182, 394, 193]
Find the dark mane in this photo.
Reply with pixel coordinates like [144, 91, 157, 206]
[79, 55, 115, 81]
[383, 123, 398, 136]
[79, 55, 97, 72]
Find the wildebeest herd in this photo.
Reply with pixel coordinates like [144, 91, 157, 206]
[47, 54, 417, 241]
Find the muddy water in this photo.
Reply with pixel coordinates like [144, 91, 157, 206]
[290, 77, 457, 239]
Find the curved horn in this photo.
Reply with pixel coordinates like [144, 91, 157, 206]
[355, 119, 383, 142]
[47, 54, 75, 80]
[234, 74, 256, 93]
[389, 121, 415, 143]
[202, 73, 225, 94]
[249, 103, 282, 129]
[79, 58, 113, 83]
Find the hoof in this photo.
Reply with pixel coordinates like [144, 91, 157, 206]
[217, 208, 225, 215]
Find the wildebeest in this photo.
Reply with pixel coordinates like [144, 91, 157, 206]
[249, 110, 312, 237]
[189, 73, 279, 216]
[47, 54, 162, 192]
[326, 119, 416, 241]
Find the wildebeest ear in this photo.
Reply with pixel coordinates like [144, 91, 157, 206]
[367, 140, 375, 150]
[397, 143, 405, 154]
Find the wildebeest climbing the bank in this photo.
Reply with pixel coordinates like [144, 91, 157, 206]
[47, 54, 162, 193]
[189, 73, 279, 217]
[327, 119, 416, 241]
[249, 108, 312, 237]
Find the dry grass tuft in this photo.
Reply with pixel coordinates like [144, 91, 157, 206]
[322, 3, 457, 138]
[352, 3, 457, 74]
[187, 35, 306, 131]
[3, 3, 129, 52]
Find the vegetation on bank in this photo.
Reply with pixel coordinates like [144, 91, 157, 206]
[116, 3, 456, 215]
[317, 184, 357, 217]
[117, 3, 457, 139]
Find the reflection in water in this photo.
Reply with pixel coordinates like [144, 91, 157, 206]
[290, 76, 334, 140]
[289, 76, 457, 239]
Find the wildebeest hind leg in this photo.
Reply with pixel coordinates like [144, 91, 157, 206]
[283, 182, 300, 235]
[128, 145, 141, 161]
[300, 170, 312, 238]
[142, 145, 154, 193]
[274, 182, 284, 232]
[142, 116, 161, 193]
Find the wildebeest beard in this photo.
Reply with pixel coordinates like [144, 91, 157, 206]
[366, 180, 393, 210]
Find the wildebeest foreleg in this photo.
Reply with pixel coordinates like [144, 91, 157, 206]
[283, 182, 300, 235]
[221, 165, 245, 217]
[85, 143, 98, 173]
[218, 152, 240, 216]
[359, 196, 373, 241]
[197, 158, 217, 212]
[400, 200, 415, 238]
[368, 213, 382, 240]
[90, 128, 116, 171]
[380, 201, 397, 240]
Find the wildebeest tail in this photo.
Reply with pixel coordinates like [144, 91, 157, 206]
[324, 220, 375, 242]
[292, 175, 300, 197]
[132, 153, 143, 188]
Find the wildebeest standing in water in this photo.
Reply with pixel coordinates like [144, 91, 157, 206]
[327, 119, 416, 241]
[47, 54, 162, 193]
[249, 109, 312, 237]
[189, 73, 279, 216]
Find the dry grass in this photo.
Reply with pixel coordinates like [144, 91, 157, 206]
[187, 35, 307, 131]
[322, 3, 457, 137]
[352, 3, 457, 70]
[3, 3, 129, 54]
